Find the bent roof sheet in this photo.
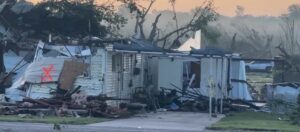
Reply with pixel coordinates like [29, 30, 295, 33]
[190, 47, 232, 56]
[112, 39, 166, 53]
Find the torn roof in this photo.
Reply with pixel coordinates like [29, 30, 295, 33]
[190, 47, 233, 57]
[111, 38, 166, 53]
[35, 41, 91, 59]
[38, 39, 165, 55]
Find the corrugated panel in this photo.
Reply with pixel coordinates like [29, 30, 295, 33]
[27, 83, 57, 99]
[23, 57, 67, 83]
[200, 58, 231, 98]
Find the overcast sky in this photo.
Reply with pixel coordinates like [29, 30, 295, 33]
[30, 0, 300, 16]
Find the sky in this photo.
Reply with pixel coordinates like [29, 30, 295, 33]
[30, 0, 300, 17]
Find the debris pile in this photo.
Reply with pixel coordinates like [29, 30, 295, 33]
[0, 93, 134, 118]
[155, 86, 260, 113]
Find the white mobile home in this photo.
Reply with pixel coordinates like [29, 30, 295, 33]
[148, 48, 252, 101]
[6, 39, 166, 105]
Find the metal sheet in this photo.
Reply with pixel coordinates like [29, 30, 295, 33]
[27, 83, 57, 99]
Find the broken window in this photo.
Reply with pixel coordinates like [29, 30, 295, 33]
[191, 62, 201, 87]
[183, 61, 201, 89]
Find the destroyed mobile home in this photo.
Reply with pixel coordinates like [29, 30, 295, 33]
[0, 39, 169, 117]
[148, 48, 254, 112]
[0, 37, 257, 118]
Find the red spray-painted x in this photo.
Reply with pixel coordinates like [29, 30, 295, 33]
[41, 64, 55, 82]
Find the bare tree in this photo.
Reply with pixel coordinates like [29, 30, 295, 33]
[232, 24, 274, 58]
[118, 0, 158, 39]
[169, 0, 179, 37]
[288, 4, 300, 19]
[280, 16, 300, 55]
[235, 5, 245, 17]
[119, 0, 218, 48]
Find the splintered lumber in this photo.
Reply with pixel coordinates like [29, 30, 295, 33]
[64, 86, 81, 97]
[86, 96, 131, 101]
[91, 110, 120, 118]
[0, 102, 16, 106]
[17, 108, 89, 115]
[23, 98, 54, 108]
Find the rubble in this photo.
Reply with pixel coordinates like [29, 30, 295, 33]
[0, 37, 266, 119]
[0, 93, 136, 118]
[0, 39, 169, 118]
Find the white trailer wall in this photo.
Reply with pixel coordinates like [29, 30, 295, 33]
[74, 48, 105, 96]
[230, 60, 253, 100]
[158, 58, 183, 90]
[104, 52, 144, 106]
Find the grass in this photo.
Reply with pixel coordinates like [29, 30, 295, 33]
[209, 111, 300, 132]
[247, 72, 273, 83]
[246, 71, 273, 100]
[0, 115, 109, 125]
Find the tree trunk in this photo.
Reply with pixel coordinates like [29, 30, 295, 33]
[0, 43, 5, 74]
[148, 13, 162, 42]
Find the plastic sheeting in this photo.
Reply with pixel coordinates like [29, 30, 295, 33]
[230, 60, 253, 100]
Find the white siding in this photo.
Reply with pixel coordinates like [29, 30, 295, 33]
[158, 58, 183, 90]
[104, 53, 144, 106]
[104, 52, 116, 97]
[104, 52, 119, 106]
[74, 49, 105, 96]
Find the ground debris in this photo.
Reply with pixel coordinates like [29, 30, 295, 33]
[0, 94, 134, 119]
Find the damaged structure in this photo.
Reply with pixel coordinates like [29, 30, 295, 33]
[5, 39, 166, 106]
[0, 29, 255, 117]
